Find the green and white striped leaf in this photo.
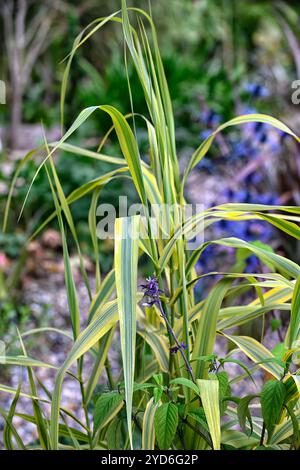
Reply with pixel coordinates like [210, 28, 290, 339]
[184, 113, 300, 183]
[192, 278, 232, 379]
[142, 397, 160, 450]
[286, 275, 300, 348]
[271, 407, 300, 444]
[115, 215, 140, 449]
[138, 328, 169, 372]
[221, 333, 283, 379]
[197, 378, 221, 450]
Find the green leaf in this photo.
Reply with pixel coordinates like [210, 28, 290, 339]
[153, 387, 163, 404]
[132, 383, 156, 392]
[184, 113, 300, 183]
[220, 358, 255, 384]
[270, 407, 300, 444]
[187, 237, 300, 279]
[50, 298, 120, 449]
[272, 343, 288, 360]
[52, 184, 80, 339]
[192, 278, 232, 379]
[88, 187, 102, 290]
[84, 327, 116, 406]
[283, 375, 299, 403]
[261, 380, 286, 440]
[101, 105, 147, 206]
[106, 418, 123, 450]
[216, 372, 229, 398]
[2, 375, 25, 450]
[138, 328, 169, 372]
[187, 408, 213, 447]
[87, 269, 116, 323]
[284, 404, 300, 449]
[216, 372, 230, 415]
[0, 355, 56, 369]
[221, 333, 283, 379]
[142, 397, 160, 450]
[187, 408, 209, 431]
[221, 429, 259, 449]
[255, 213, 300, 240]
[17, 412, 88, 444]
[197, 378, 221, 450]
[115, 215, 140, 448]
[237, 395, 259, 435]
[154, 402, 178, 450]
[170, 377, 200, 396]
[94, 392, 124, 432]
[17, 332, 49, 450]
[286, 274, 300, 348]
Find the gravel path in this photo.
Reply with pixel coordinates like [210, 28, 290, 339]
[0, 271, 120, 448]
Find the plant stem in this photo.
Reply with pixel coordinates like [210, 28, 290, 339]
[105, 358, 114, 390]
[157, 300, 196, 384]
[77, 359, 92, 449]
[156, 275, 174, 383]
[260, 422, 266, 446]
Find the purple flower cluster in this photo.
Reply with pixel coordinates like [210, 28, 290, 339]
[244, 83, 269, 98]
[170, 342, 187, 355]
[140, 276, 163, 307]
[141, 277, 196, 382]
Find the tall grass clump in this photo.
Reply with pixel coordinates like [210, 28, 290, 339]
[1, 0, 300, 450]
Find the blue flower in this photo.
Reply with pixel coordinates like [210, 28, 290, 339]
[140, 276, 163, 306]
[170, 342, 187, 355]
[244, 83, 269, 98]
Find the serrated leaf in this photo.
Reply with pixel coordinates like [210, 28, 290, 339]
[94, 392, 124, 432]
[153, 387, 163, 404]
[216, 372, 230, 415]
[261, 380, 286, 440]
[216, 372, 229, 398]
[154, 402, 178, 449]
